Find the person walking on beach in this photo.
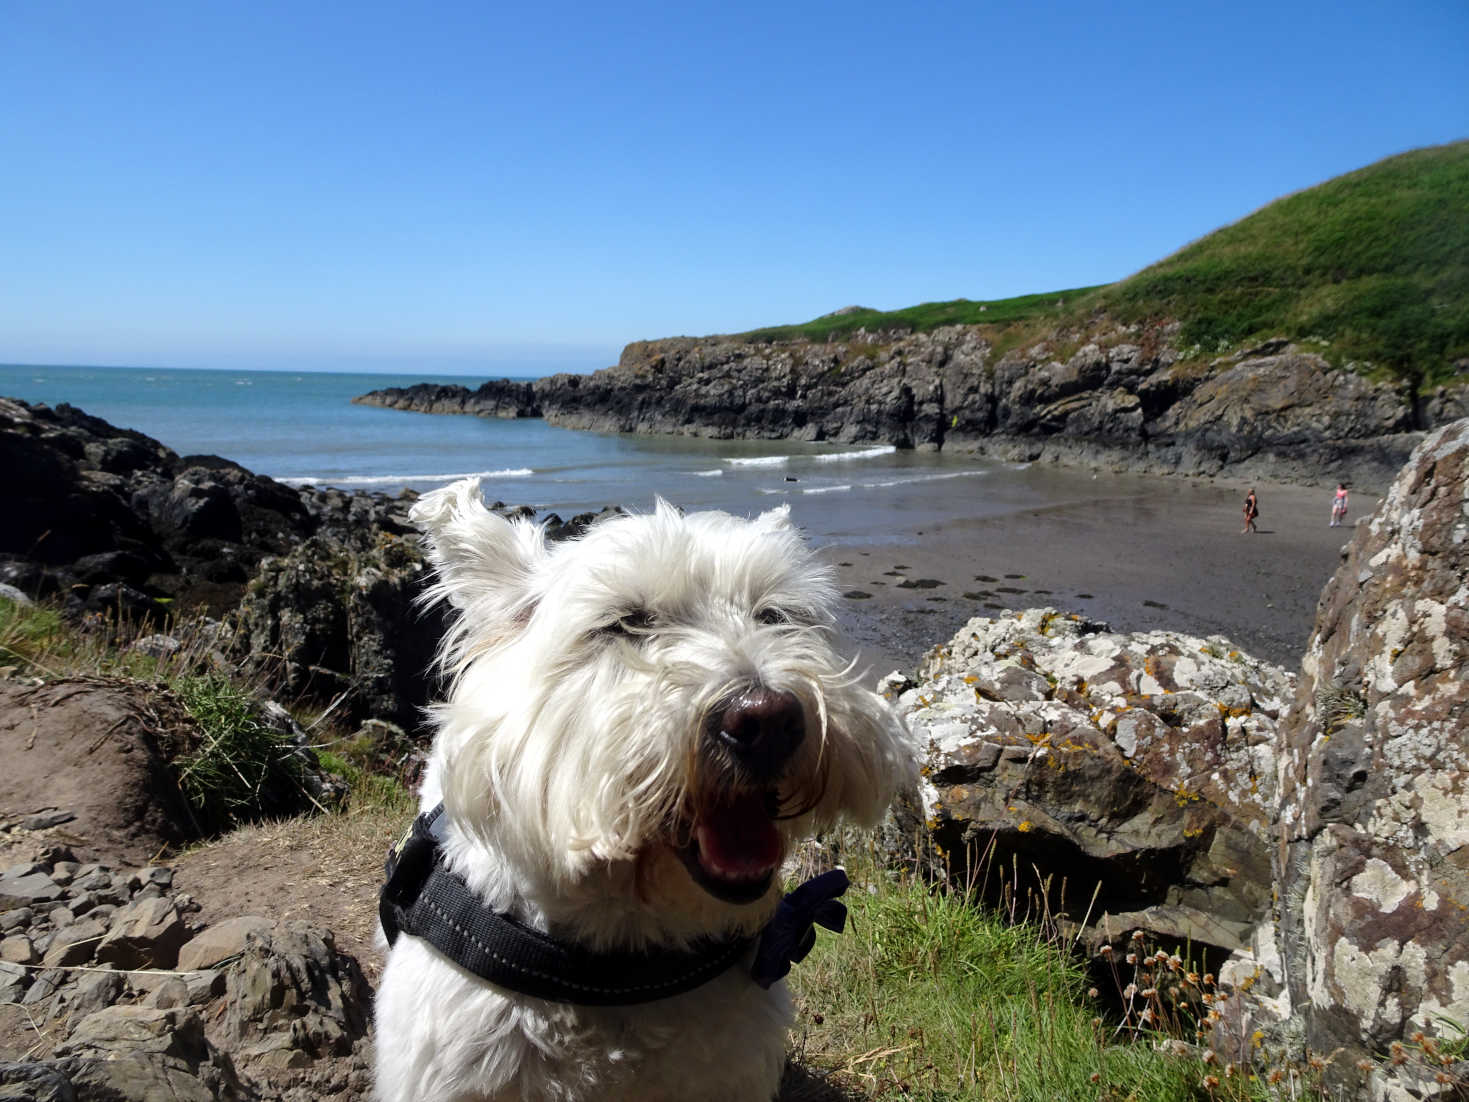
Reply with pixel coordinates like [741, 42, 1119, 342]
[1242, 488, 1259, 534]
[1331, 483, 1349, 526]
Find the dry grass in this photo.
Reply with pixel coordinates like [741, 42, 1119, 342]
[171, 803, 409, 983]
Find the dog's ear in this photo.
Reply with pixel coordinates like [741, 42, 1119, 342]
[755, 503, 794, 531]
[410, 477, 545, 613]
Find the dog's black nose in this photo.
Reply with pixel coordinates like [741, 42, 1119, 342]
[713, 688, 806, 778]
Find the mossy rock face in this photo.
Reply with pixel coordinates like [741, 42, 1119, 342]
[233, 532, 444, 730]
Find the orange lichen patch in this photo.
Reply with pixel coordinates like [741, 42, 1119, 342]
[1173, 786, 1203, 807]
[1017, 820, 1034, 832]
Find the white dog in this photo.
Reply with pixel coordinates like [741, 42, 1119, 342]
[374, 479, 913, 1102]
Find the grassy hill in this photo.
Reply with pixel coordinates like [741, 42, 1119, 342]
[733, 141, 1469, 388]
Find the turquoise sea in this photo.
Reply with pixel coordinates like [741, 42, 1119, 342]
[1, 362, 1052, 546]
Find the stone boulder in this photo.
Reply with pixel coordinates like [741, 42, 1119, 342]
[219, 921, 372, 1083]
[895, 608, 1292, 969]
[1225, 417, 1469, 1099]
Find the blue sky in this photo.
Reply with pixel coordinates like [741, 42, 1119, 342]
[3, 1, 1465, 375]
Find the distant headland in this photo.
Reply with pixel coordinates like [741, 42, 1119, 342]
[357, 142, 1469, 490]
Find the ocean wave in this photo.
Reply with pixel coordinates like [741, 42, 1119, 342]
[860, 470, 990, 489]
[279, 468, 535, 487]
[725, 445, 895, 468]
[690, 469, 725, 478]
[810, 446, 896, 463]
[801, 484, 853, 494]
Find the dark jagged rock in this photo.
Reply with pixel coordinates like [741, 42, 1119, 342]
[0, 395, 634, 727]
[233, 531, 447, 728]
[0, 397, 315, 616]
[351, 378, 540, 418]
[356, 326, 1469, 488]
[0, 398, 446, 725]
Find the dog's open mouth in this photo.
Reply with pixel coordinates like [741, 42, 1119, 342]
[675, 791, 783, 905]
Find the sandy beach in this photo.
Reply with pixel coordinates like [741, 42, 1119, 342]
[823, 469, 1371, 677]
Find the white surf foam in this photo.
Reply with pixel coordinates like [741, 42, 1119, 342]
[810, 446, 897, 463]
[860, 470, 991, 489]
[280, 468, 534, 487]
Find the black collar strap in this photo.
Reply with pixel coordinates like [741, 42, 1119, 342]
[380, 803, 849, 1005]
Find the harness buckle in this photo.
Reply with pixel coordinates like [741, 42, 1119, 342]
[379, 814, 440, 946]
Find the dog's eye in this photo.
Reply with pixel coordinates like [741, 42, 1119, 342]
[755, 607, 792, 627]
[600, 609, 656, 637]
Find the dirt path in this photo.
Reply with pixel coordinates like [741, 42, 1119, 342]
[169, 804, 405, 987]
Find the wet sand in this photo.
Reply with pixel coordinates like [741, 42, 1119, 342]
[821, 473, 1372, 677]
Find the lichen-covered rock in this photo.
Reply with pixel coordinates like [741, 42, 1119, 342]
[898, 608, 1292, 965]
[1248, 417, 1469, 1099]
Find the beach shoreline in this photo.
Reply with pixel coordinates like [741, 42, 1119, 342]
[823, 474, 1365, 677]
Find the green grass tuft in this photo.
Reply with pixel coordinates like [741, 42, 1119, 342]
[787, 838, 1322, 1100]
[171, 673, 315, 830]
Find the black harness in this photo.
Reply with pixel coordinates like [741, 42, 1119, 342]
[379, 803, 849, 1005]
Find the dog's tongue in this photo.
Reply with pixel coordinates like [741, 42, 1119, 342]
[695, 793, 782, 882]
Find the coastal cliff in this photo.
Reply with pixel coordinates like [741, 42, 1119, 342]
[356, 328, 1468, 490]
[356, 142, 1469, 490]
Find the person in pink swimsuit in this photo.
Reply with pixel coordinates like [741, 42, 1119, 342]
[1331, 483, 1349, 526]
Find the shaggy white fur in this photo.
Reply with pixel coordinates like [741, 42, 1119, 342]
[374, 478, 914, 1102]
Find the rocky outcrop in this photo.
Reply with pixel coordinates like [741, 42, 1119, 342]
[900, 419, 1469, 1098]
[1, 397, 323, 617]
[0, 845, 372, 1100]
[357, 326, 1468, 488]
[233, 528, 445, 728]
[1220, 417, 1469, 1100]
[0, 398, 441, 728]
[351, 379, 539, 418]
[893, 609, 1293, 973]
